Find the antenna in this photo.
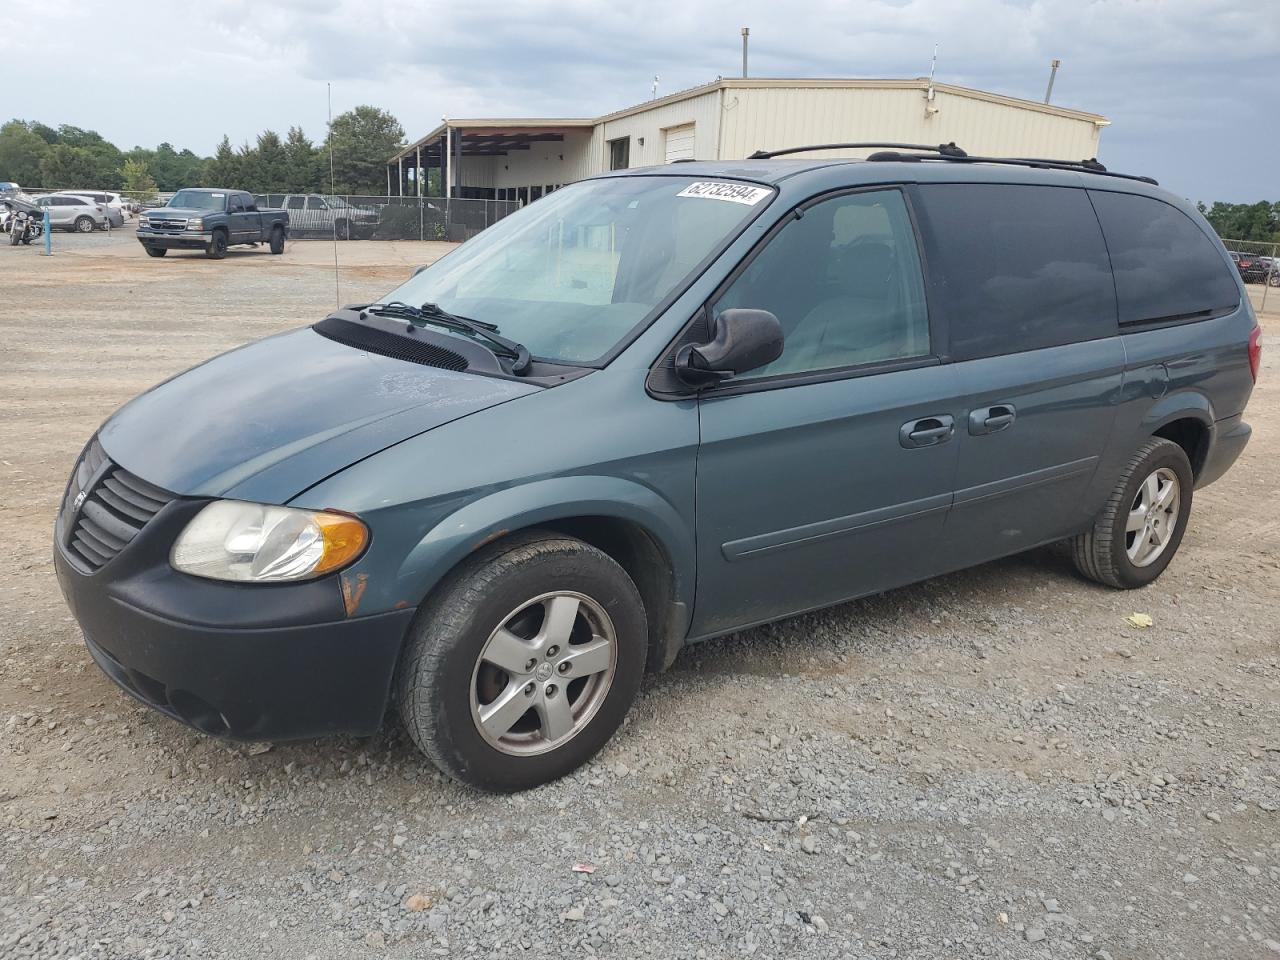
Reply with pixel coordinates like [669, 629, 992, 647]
[652, 74, 660, 100]
[327, 82, 340, 307]
[928, 43, 938, 87]
[741, 27, 749, 78]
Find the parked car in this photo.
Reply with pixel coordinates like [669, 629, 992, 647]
[1231, 250, 1268, 283]
[62, 190, 129, 227]
[273, 193, 380, 238]
[54, 151, 1260, 791]
[135, 188, 289, 258]
[34, 194, 108, 232]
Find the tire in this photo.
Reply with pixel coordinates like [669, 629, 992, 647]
[269, 226, 284, 254]
[144, 246, 167, 258]
[8, 227, 19, 246]
[395, 531, 647, 792]
[334, 217, 348, 240]
[74, 216, 94, 234]
[1070, 437, 1193, 589]
[205, 230, 228, 259]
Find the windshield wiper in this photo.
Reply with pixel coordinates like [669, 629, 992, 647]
[364, 301, 532, 375]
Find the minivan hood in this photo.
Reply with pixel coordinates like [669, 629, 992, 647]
[98, 327, 539, 503]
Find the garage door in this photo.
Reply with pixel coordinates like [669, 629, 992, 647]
[664, 124, 696, 163]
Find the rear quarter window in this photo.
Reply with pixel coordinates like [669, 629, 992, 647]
[1087, 190, 1240, 325]
[914, 183, 1117, 361]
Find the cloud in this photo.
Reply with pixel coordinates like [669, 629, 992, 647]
[3, 0, 1275, 201]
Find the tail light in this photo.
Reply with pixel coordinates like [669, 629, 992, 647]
[1248, 326, 1262, 383]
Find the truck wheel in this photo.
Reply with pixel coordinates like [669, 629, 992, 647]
[144, 246, 167, 258]
[396, 531, 647, 792]
[205, 230, 228, 259]
[334, 217, 348, 240]
[1070, 437, 1193, 589]
[74, 216, 95, 233]
[269, 226, 284, 254]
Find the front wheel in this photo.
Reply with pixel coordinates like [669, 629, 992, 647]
[144, 246, 167, 258]
[205, 231, 228, 259]
[396, 532, 647, 791]
[74, 216, 94, 233]
[8, 226, 20, 246]
[1070, 437, 1193, 589]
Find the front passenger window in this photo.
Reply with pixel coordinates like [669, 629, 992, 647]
[714, 189, 929, 380]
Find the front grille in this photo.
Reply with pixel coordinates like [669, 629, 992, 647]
[60, 438, 174, 572]
[146, 217, 187, 231]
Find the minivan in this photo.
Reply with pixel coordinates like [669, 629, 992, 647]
[54, 146, 1261, 791]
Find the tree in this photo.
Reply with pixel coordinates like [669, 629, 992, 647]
[39, 144, 118, 189]
[120, 158, 158, 201]
[282, 126, 323, 193]
[328, 105, 404, 195]
[1198, 201, 1280, 243]
[202, 135, 240, 188]
[0, 120, 51, 185]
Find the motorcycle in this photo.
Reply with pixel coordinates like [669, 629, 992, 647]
[3, 196, 44, 246]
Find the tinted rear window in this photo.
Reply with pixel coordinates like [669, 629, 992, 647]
[915, 183, 1117, 360]
[1087, 191, 1240, 325]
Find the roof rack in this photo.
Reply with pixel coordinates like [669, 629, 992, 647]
[863, 149, 1158, 185]
[747, 142, 968, 160]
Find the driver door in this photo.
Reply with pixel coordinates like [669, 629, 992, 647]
[691, 188, 963, 637]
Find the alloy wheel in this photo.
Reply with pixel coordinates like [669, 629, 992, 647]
[1125, 467, 1180, 567]
[469, 591, 617, 756]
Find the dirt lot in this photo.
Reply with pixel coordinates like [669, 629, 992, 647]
[1, 229, 1277, 959]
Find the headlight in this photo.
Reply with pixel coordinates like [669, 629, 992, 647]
[171, 501, 368, 583]
[140, 216, 152, 227]
[186, 218, 204, 231]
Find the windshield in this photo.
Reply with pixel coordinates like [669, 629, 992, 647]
[169, 190, 225, 211]
[381, 176, 773, 363]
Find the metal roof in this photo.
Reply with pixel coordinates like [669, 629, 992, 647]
[389, 78, 1109, 163]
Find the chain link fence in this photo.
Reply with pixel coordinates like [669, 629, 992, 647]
[252, 194, 520, 242]
[1221, 237, 1278, 313]
[9, 187, 520, 242]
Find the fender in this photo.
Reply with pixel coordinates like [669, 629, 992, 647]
[1139, 389, 1215, 433]
[396, 476, 696, 612]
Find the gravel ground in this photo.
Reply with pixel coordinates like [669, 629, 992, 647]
[1, 232, 1278, 960]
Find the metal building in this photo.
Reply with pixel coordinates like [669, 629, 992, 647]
[387, 77, 1109, 204]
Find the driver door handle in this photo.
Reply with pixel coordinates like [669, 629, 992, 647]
[899, 415, 955, 449]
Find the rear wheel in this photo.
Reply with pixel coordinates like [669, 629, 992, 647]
[269, 226, 284, 254]
[144, 245, 167, 258]
[74, 216, 94, 233]
[396, 532, 647, 792]
[205, 230, 228, 259]
[1070, 437, 1193, 589]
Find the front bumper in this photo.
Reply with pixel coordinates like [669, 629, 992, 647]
[54, 487, 414, 741]
[137, 229, 212, 249]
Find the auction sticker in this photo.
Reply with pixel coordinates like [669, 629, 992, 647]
[676, 182, 772, 205]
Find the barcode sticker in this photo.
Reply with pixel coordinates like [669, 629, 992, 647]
[676, 182, 772, 205]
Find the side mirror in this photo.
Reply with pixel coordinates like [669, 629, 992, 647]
[675, 308, 783, 388]
[412, 264, 429, 277]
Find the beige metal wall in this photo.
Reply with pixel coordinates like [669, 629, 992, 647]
[717, 85, 1104, 162]
[459, 131, 595, 190]
[596, 89, 722, 170]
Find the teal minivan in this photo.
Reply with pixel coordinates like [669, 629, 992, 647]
[54, 146, 1261, 790]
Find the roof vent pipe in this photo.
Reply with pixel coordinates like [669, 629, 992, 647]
[741, 27, 749, 78]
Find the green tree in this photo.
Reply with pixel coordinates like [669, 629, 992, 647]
[120, 158, 158, 201]
[0, 120, 51, 185]
[39, 144, 118, 189]
[202, 135, 241, 187]
[282, 126, 323, 192]
[1198, 201, 1280, 243]
[127, 142, 206, 191]
[328, 105, 404, 195]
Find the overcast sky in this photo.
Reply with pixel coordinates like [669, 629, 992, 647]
[4, 0, 1274, 204]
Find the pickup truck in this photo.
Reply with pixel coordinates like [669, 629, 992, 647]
[136, 188, 289, 259]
